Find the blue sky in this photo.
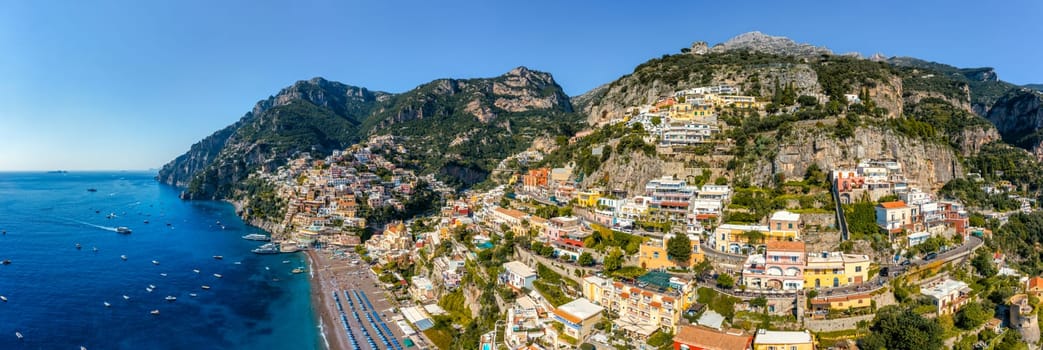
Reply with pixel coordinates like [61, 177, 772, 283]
[1, 0, 1040, 171]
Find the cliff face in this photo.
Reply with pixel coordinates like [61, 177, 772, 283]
[772, 126, 962, 191]
[708, 31, 833, 58]
[986, 89, 1043, 154]
[161, 68, 581, 197]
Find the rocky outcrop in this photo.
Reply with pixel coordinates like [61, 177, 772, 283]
[986, 89, 1043, 152]
[771, 124, 962, 191]
[492, 67, 572, 113]
[709, 31, 833, 58]
[581, 148, 666, 196]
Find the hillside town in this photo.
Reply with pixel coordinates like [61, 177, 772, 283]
[248, 83, 1042, 350]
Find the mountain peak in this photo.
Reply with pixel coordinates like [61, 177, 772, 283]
[710, 31, 833, 57]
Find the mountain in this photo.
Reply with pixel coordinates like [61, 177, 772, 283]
[1026, 84, 1043, 92]
[708, 31, 833, 58]
[159, 68, 579, 199]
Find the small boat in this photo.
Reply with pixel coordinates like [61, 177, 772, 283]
[106, 213, 115, 219]
[189, 293, 197, 297]
[233, 261, 241, 265]
[149, 284, 156, 289]
[146, 287, 153, 293]
[2, 259, 11, 265]
[75, 243, 82, 250]
[81, 346, 87, 350]
[241, 233, 270, 241]
[201, 285, 211, 290]
[152, 260, 160, 265]
[120, 255, 127, 261]
[104, 301, 111, 307]
[216, 220, 221, 225]
[291, 267, 304, 274]
[150, 309, 160, 315]
[92, 247, 98, 252]
[15, 331, 22, 340]
[87, 188, 97, 192]
[160, 273, 167, 277]
[1, 296, 7, 302]
[265, 266, 270, 271]
[252, 243, 279, 255]
[164, 296, 176, 302]
[192, 269, 200, 273]
[213, 273, 222, 278]
[123, 295, 129, 300]
[116, 227, 132, 234]
[143, 220, 149, 224]
[282, 260, 290, 264]
[213, 255, 223, 260]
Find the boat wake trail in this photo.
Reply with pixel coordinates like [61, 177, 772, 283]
[65, 218, 117, 232]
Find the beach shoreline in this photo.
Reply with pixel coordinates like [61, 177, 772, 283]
[306, 249, 350, 350]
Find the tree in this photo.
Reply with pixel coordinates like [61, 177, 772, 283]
[859, 306, 943, 350]
[955, 302, 991, 330]
[666, 234, 692, 262]
[750, 296, 768, 308]
[651, 116, 662, 126]
[603, 248, 623, 272]
[714, 177, 729, 186]
[744, 230, 766, 245]
[798, 95, 818, 107]
[716, 274, 735, 289]
[971, 250, 997, 278]
[578, 252, 595, 267]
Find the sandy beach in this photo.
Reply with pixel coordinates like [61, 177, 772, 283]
[307, 249, 352, 350]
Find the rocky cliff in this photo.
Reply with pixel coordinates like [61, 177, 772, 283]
[707, 31, 833, 58]
[986, 89, 1043, 155]
[161, 67, 581, 198]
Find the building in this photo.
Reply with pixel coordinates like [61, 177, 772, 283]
[1027, 276, 1043, 298]
[409, 276, 435, 302]
[545, 216, 589, 259]
[504, 295, 546, 348]
[582, 272, 696, 336]
[741, 241, 806, 291]
[803, 252, 870, 288]
[673, 325, 753, 350]
[502, 261, 537, 290]
[523, 168, 550, 193]
[768, 211, 801, 238]
[711, 224, 770, 254]
[575, 190, 602, 208]
[752, 330, 815, 350]
[491, 207, 529, 230]
[659, 121, 718, 146]
[645, 177, 698, 227]
[921, 278, 972, 315]
[876, 201, 912, 234]
[552, 298, 604, 341]
[810, 294, 872, 313]
[639, 233, 704, 270]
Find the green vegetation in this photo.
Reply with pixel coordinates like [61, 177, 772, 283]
[992, 211, 1043, 274]
[859, 306, 943, 350]
[666, 234, 692, 262]
[696, 287, 740, 321]
[888, 98, 993, 148]
[715, 274, 735, 289]
[539, 122, 645, 177]
[235, 177, 286, 221]
[954, 301, 991, 330]
[964, 142, 1043, 192]
[583, 224, 645, 254]
[533, 263, 577, 307]
[939, 178, 1020, 211]
[602, 248, 623, 273]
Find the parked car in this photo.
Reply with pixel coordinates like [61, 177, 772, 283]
[924, 252, 938, 261]
[879, 267, 889, 277]
[900, 260, 911, 266]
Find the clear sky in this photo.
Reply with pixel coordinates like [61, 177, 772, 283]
[1, 0, 1040, 171]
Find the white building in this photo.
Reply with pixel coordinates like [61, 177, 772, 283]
[921, 278, 972, 315]
[502, 261, 537, 290]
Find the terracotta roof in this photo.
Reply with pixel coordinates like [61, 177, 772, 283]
[630, 287, 640, 294]
[612, 282, 624, 289]
[641, 291, 653, 297]
[620, 293, 629, 299]
[879, 200, 908, 209]
[766, 240, 805, 252]
[650, 301, 662, 308]
[552, 308, 582, 324]
[1029, 276, 1043, 290]
[673, 325, 752, 350]
[662, 296, 675, 303]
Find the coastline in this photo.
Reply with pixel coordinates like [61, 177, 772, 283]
[306, 249, 350, 350]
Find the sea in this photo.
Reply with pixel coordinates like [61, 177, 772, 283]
[0, 171, 321, 350]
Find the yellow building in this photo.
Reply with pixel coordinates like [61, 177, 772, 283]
[810, 294, 872, 313]
[753, 330, 815, 350]
[804, 252, 871, 288]
[638, 233, 704, 270]
[582, 273, 695, 336]
[575, 191, 602, 208]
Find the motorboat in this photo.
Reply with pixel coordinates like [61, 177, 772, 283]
[104, 301, 111, 307]
[92, 247, 98, 252]
[192, 269, 200, 273]
[150, 310, 160, 315]
[149, 284, 156, 289]
[213, 255, 223, 260]
[116, 227, 132, 234]
[75, 243, 82, 250]
[1, 296, 6, 302]
[201, 285, 211, 290]
[15, 331, 22, 340]
[152, 260, 159, 265]
[160, 273, 167, 277]
[241, 233, 270, 241]
[145, 287, 153, 293]
[2, 259, 10, 265]
[143, 220, 149, 224]
[292, 267, 304, 274]
[165, 296, 176, 302]
[123, 295, 130, 300]
[189, 293, 197, 297]
[252, 243, 279, 254]
[213, 273, 222, 278]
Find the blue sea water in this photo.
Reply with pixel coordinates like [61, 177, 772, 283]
[0, 172, 321, 350]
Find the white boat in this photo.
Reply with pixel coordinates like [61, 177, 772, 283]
[164, 296, 176, 302]
[148, 284, 156, 289]
[189, 293, 197, 297]
[213, 273, 222, 278]
[201, 285, 211, 290]
[15, 331, 22, 340]
[212, 255, 223, 260]
[92, 247, 98, 252]
[115, 226, 132, 234]
[282, 260, 290, 264]
[152, 260, 159, 265]
[241, 233, 270, 241]
[120, 255, 127, 261]
[81, 346, 87, 350]
[1, 296, 6, 302]
[104, 301, 111, 307]
[160, 273, 167, 277]
[145, 287, 153, 293]
[233, 261, 241, 265]
[123, 295, 129, 300]
[265, 266, 270, 271]
[150, 309, 160, 315]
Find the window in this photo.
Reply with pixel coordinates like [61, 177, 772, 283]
[855, 266, 862, 272]
[653, 252, 659, 259]
[788, 223, 793, 229]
